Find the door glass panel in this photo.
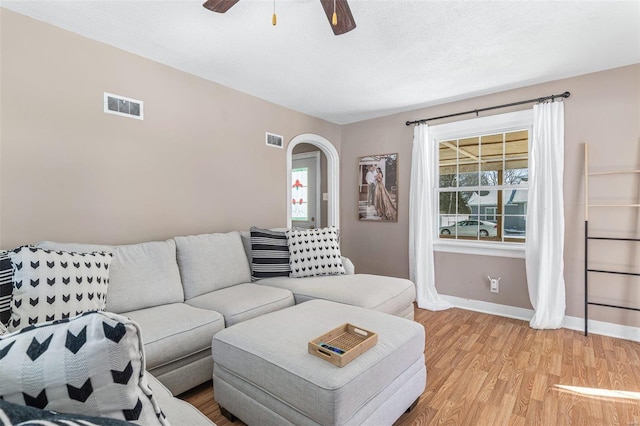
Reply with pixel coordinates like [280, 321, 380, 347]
[291, 167, 308, 221]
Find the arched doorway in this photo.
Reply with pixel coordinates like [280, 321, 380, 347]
[287, 134, 339, 229]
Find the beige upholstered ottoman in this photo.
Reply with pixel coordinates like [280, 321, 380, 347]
[212, 300, 426, 426]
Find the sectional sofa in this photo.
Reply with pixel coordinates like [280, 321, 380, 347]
[30, 229, 416, 396]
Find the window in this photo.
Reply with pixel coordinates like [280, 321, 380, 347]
[430, 110, 533, 257]
[485, 207, 497, 221]
[291, 167, 309, 221]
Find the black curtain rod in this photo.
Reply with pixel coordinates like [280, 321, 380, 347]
[405, 91, 571, 126]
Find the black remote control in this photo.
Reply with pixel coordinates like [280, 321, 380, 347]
[319, 342, 345, 355]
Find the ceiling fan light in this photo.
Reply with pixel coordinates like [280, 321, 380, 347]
[272, 0, 277, 25]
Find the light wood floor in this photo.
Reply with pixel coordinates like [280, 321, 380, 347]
[179, 307, 640, 425]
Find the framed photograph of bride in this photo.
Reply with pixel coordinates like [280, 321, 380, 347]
[358, 153, 398, 222]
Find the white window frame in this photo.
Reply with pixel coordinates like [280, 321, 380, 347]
[430, 109, 533, 259]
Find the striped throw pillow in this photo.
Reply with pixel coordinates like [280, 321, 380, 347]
[250, 227, 290, 280]
[0, 251, 12, 327]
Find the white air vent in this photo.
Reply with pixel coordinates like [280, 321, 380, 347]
[104, 92, 143, 120]
[265, 132, 283, 149]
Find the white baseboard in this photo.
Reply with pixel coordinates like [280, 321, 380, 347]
[440, 295, 640, 343]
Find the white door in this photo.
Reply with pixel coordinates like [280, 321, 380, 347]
[291, 152, 320, 229]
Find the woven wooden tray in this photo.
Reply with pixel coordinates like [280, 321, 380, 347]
[308, 323, 378, 367]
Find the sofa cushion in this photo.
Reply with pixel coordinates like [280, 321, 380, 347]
[107, 240, 184, 313]
[0, 311, 168, 425]
[250, 227, 290, 280]
[286, 228, 345, 278]
[259, 273, 416, 316]
[185, 283, 295, 327]
[175, 232, 251, 299]
[7, 247, 112, 332]
[0, 251, 13, 327]
[123, 303, 225, 371]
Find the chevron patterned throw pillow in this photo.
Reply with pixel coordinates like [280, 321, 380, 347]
[7, 246, 112, 332]
[0, 311, 168, 425]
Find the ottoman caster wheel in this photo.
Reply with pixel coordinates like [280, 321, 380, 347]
[405, 397, 419, 413]
[219, 405, 238, 422]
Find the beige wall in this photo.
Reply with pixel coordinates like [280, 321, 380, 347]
[340, 64, 640, 328]
[0, 10, 340, 247]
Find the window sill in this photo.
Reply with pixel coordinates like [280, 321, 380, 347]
[434, 240, 525, 259]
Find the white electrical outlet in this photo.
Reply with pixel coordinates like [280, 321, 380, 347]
[488, 276, 501, 293]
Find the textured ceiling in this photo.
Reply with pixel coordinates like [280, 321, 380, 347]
[2, 1, 639, 124]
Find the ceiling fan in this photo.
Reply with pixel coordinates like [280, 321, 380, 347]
[202, 0, 357, 36]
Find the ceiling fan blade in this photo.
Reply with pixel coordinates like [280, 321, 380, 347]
[203, 0, 240, 13]
[320, 0, 356, 35]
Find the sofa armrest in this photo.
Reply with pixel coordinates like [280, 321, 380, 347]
[147, 374, 214, 425]
[341, 256, 355, 275]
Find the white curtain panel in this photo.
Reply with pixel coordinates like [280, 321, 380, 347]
[409, 124, 452, 311]
[526, 101, 566, 329]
